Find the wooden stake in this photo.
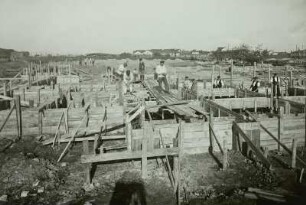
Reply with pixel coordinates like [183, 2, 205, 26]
[142, 122, 148, 178]
[14, 95, 22, 139]
[230, 60, 233, 87]
[38, 111, 43, 137]
[209, 107, 214, 151]
[37, 88, 40, 106]
[223, 139, 228, 170]
[291, 139, 297, 168]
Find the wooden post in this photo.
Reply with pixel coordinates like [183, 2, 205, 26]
[278, 110, 283, 151]
[176, 121, 183, 205]
[9, 80, 12, 96]
[270, 83, 274, 112]
[38, 111, 43, 137]
[268, 66, 271, 84]
[290, 71, 293, 87]
[126, 116, 132, 150]
[230, 60, 233, 87]
[203, 79, 206, 89]
[223, 139, 228, 170]
[209, 107, 214, 151]
[211, 65, 215, 88]
[142, 122, 148, 178]
[3, 82, 7, 96]
[253, 62, 256, 78]
[22, 88, 25, 101]
[118, 81, 123, 106]
[305, 98, 306, 147]
[37, 88, 40, 106]
[291, 139, 297, 168]
[14, 95, 22, 139]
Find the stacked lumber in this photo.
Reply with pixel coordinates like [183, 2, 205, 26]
[144, 80, 198, 118]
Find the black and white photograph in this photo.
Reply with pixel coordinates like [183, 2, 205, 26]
[0, 0, 306, 204]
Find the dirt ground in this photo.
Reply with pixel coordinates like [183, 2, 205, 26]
[1, 136, 306, 205]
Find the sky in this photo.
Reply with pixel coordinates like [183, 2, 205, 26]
[0, 0, 305, 54]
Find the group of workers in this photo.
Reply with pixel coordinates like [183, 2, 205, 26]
[249, 73, 281, 97]
[113, 59, 170, 94]
[111, 59, 282, 98]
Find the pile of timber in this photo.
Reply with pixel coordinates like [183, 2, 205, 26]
[143, 79, 198, 118]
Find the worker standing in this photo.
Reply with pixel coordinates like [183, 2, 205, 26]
[139, 58, 145, 81]
[271, 73, 280, 97]
[117, 62, 128, 80]
[123, 70, 134, 94]
[182, 76, 192, 99]
[156, 60, 169, 93]
[133, 68, 138, 81]
[250, 76, 260, 92]
[214, 76, 224, 88]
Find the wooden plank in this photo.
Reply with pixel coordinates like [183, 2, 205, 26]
[81, 147, 179, 163]
[0, 104, 15, 133]
[233, 122, 271, 169]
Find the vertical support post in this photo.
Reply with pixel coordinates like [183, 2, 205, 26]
[203, 79, 206, 89]
[209, 107, 214, 152]
[176, 121, 183, 205]
[14, 95, 22, 139]
[37, 88, 41, 106]
[118, 81, 123, 106]
[38, 111, 43, 137]
[268, 66, 271, 85]
[305, 98, 306, 147]
[278, 110, 283, 152]
[211, 65, 215, 88]
[3, 82, 7, 96]
[139, 100, 145, 128]
[126, 116, 132, 151]
[22, 88, 25, 101]
[142, 122, 148, 178]
[223, 139, 228, 170]
[230, 60, 233, 87]
[270, 83, 274, 112]
[291, 139, 297, 168]
[290, 70, 293, 87]
[9, 80, 12, 96]
[253, 62, 256, 78]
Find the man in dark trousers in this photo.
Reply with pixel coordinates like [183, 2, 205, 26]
[271, 73, 280, 97]
[214, 76, 224, 88]
[250, 76, 260, 92]
[156, 60, 169, 93]
[138, 58, 145, 81]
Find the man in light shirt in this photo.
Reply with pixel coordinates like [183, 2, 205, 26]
[270, 73, 280, 97]
[155, 60, 169, 92]
[123, 70, 134, 94]
[117, 62, 128, 80]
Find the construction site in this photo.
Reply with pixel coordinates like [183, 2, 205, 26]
[0, 58, 305, 205]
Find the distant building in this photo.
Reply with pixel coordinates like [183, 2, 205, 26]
[10, 51, 29, 61]
[133, 50, 153, 57]
[291, 49, 306, 59]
